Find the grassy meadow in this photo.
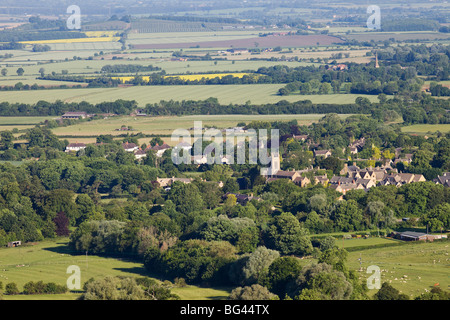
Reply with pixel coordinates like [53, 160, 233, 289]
[0, 237, 448, 300]
[0, 116, 54, 125]
[0, 239, 232, 300]
[0, 85, 378, 106]
[346, 241, 450, 299]
[401, 124, 450, 135]
[50, 114, 355, 141]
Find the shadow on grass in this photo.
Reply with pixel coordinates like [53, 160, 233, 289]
[207, 295, 229, 300]
[43, 243, 78, 255]
[113, 266, 154, 278]
[43, 244, 147, 268]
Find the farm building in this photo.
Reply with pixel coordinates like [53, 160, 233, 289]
[65, 143, 86, 153]
[7, 241, 21, 247]
[395, 231, 446, 242]
[61, 112, 88, 119]
[122, 142, 139, 152]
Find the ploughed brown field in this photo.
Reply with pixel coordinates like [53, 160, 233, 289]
[133, 34, 345, 49]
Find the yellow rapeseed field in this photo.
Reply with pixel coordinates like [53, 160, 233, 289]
[165, 73, 252, 81]
[84, 31, 121, 38]
[107, 73, 254, 83]
[111, 76, 151, 82]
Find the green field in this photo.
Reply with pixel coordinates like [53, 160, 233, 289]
[50, 114, 355, 140]
[346, 241, 450, 299]
[339, 237, 401, 249]
[127, 30, 263, 45]
[344, 31, 450, 42]
[0, 116, 54, 125]
[1, 238, 448, 300]
[0, 57, 315, 76]
[0, 239, 232, 300]
[0, 85, 378, 106]
[401, 124, 450, 134]
[0, 116, 54, 132]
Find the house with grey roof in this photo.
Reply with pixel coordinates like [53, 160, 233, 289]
[434, 172, 450, 187]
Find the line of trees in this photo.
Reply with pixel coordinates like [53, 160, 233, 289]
[100, 64, 161, 73]
[143, 94, 450, 125]
[0, 99, 137, 116]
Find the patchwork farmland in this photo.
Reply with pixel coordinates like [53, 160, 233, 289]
[132, 34, 345, 49]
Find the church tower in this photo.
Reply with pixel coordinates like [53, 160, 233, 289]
[260, 151, 280, 177]
[269, 152, 280, 176]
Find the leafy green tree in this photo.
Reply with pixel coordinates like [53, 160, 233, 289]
[69, 220, 126, 254]
[304, 211, 326, 233]
[75, 194, 95, 223]
[16, 67, 24, 76]
[196, 181, 221, 209]
[228, 284, 278, 300]
[291, 262, 353, 300]
[167, 182, 204, 214]
[309, 193, 328, 213]
[263, 256, 302, 298]
[0, 131, 14, 150]
[318, 247, 348, 273]
[81, 276, 146, 300]
[222, 178, 239, 193]
[108, 148, 135, 165]
[317, 156, 343, 174]
[144, 240, 237, 285]
[238, 246, 280, 285]
[5, 282, 19, 295]
[135, 277, 180, 300]
[374, 282, 409, 300]
[264, 179, 300, 201]
[319, 82, 332, 94]
[200, 215, 256, 247]
[365, 201, 385, 227]
[411, 149, 434, 170]
[42, 189, 79, 224]
[432, 138, 450, 170]
[330, 200, 364, 232]
[319, 236, 337, 251]
[149, 137, 164, 147]
[420, 203, 450, 232]
[415, 286, 450, 300]
[264, 212, 312, 256]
